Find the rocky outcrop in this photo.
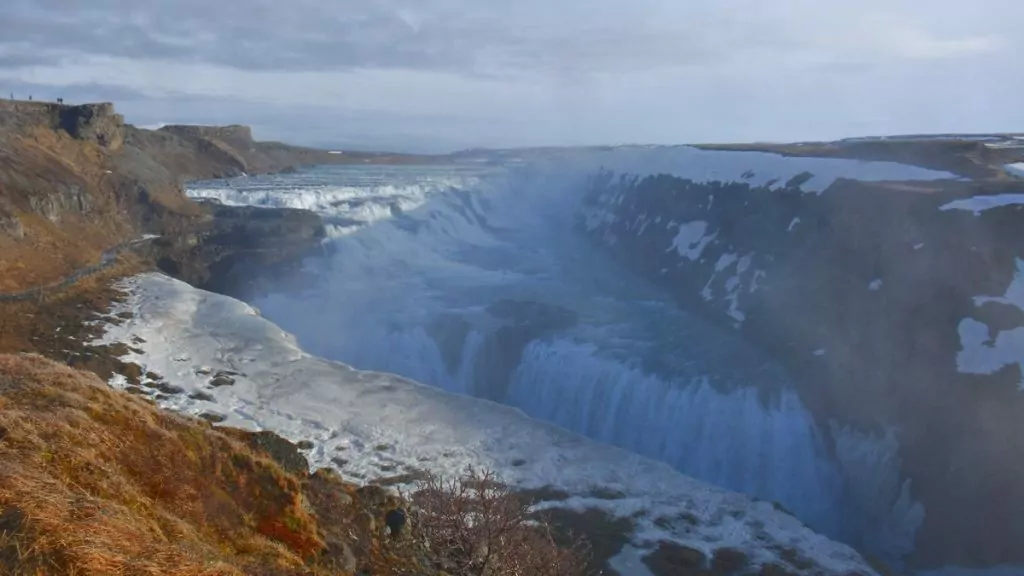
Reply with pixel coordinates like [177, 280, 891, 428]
[0, 99, 437, 294]
[150, 200, 327, 298]
[577, 152, 1024, 571]
[0, 101, 125, 149]
[58, 102, 125, 150]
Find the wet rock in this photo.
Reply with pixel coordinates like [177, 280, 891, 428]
[189, 390, 215, 402]
[209, 373, 235, 387]
[712, 548, 750, 574]
[471, 299, 579, 401]
[124, 385, 148, 396]
[242, 430, 309, 475]
[642, 542, 707, 575]
[144, 381, 184, 395]
[119, 362, 143, 384]
[198, 412, 226, 424]
[296, 440, 315, 450]
[758, 563, 799, 576]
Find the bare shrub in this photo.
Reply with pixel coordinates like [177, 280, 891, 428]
[412, 468, 592, 576]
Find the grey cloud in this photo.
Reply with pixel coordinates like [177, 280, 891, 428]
[0, 0, 893, 75]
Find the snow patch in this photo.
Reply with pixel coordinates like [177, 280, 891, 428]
[561, 145, 956, 194]
[668, 221, 717, 261]
[939, 194, 1024, 215]
[955, 258, 1024, 388]
[1004, 163, 1024, 178]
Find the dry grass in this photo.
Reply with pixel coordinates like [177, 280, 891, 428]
[0, 354, 601, 576]
[0, 354, 326, 576]
[0, 256, 144, 357]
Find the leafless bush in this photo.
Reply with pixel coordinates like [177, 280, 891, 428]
[412, 468, 592, 576]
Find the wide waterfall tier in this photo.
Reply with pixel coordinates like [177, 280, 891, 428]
[178, 146, 1023, 574]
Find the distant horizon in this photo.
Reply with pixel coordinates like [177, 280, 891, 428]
[6, 92, 1023, 155]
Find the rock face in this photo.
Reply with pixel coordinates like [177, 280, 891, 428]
[58, 103, 125, 150]
[576, 147, 1024, 571]
[151, 200, 327, 297]
[0, 99, 437, 294]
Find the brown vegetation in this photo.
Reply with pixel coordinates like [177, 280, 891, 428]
[412, 469, 592, 576]
[0, 354, 593, 576]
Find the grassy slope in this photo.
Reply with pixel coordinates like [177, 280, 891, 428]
[0, 354, 433, 576]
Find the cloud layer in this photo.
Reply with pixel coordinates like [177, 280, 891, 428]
[1, 0, 1021, 150]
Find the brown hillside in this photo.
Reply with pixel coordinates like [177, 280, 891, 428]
[0, 354, 416, 575]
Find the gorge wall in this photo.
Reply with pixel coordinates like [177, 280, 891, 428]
[575, 143, 1024, 571]
[0, 100, 433, 295]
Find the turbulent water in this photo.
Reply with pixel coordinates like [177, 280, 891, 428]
[188, 160, 920, 559]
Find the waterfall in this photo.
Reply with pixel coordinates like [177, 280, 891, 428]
[507, 338, 844, 534]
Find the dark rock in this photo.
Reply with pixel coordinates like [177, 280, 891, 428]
[296, 440, 315, 450]
[712, 548, 750, 574]
[243, 430, 309, 475]
[124, 385, 148, 396]
[209, 374, 235, 387]
[643, 542, 707, 575]
[198, 412, 226, 424]
[143, 381, 184, 395]
[541, 508, 633, 575]
[385, 507, 407, 539]
[469, 299, 579, 401]
[189, 391, 215, 402]
[58, 103, 125, 150]
[758, 563, 799, 576]
[119, 362, 143, 384]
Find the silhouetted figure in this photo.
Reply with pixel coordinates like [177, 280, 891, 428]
[28, 95, 31, 101]
[385, 507, 407, 540]
[57, 97, 63, 105]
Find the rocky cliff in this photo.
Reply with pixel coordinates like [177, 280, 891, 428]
[575, 142, 1024, 572]
[0, 100, 435, 295]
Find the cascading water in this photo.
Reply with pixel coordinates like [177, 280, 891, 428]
[188, 160, 922, 561]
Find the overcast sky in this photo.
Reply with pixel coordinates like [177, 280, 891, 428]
[1, 1, 1021, 152]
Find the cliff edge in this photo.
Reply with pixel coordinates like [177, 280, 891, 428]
[0, 99, 435, 295]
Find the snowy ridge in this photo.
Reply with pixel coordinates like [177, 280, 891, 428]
[536, 145, 957, 194]
[94, 272, 878, 575]
[568, 145, 956, 332]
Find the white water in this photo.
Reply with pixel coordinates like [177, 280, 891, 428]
[186, 151, 935, 562]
